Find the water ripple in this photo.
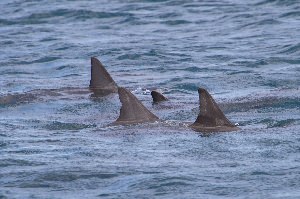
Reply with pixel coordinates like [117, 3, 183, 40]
[44, 121, 96, 131]
[0, 9, 133, 25]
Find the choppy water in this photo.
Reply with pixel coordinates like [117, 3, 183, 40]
[1, 0, 300, 198]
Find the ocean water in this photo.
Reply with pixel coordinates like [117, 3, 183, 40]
[0, 0, 300, 198]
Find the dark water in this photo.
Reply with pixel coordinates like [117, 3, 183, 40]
[1, 0, 300, 198]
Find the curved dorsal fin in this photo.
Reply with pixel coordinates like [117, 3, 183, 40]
[89, 57, 118, 91]
[193, 88, 235, 127]
[115, 87, 159, 124]
[151, 90, 168, 103]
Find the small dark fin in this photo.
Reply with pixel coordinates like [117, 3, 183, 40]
[193, 88, 235, 128]
[89, 57, 118, 92]
[151, 90, 168, 103]
[115, 87, 159, 124]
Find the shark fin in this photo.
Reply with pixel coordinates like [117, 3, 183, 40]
[190, 88, 239, 132]
[115, 87, 159, 124]
[89, 57, 118, 92]
[151, 90, 168, 103]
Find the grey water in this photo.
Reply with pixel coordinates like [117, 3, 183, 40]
[0, 0, 299, 198]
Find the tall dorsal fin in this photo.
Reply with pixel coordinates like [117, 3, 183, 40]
[115, 87, 159, 124]
[193, 88, 235, 128]
[151, 90, 168, 103]
[89, 57, 118, 92]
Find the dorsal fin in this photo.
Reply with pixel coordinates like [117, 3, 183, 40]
[151, 90, 168, 103]
[193, 88, 235, 127]
[89, 57, 118, 92]
[115, 87, 159, 124]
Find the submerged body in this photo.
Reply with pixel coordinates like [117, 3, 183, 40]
[114, 87, 159, 125]
[150, 89, 240, 132]
[0, 57, 117, 106]
[190, 88, 240, 132]
[0, 87, 91, 106]
[0, 57, 239, 133]
[89, 57, 118, 94]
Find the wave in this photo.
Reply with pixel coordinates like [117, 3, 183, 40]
[266, 119, 298, 128]
[221, 96, 300, 113]
[0, 159, 45, 167]
[44, 121, 95, 131]
[280, 11, 300, 18]
[279, 43, 300, 55]
[254, 0, 299, 6]
[0, 9, 133, 25]
[162, 20, 192, 26]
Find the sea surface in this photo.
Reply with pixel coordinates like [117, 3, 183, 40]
[0, 0, 300, 198]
